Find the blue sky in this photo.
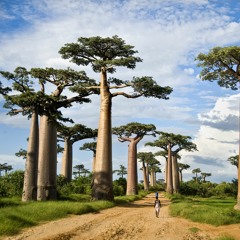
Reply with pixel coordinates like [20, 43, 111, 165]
[0, 0, 239, 183]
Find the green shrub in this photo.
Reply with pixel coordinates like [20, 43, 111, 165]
[0, 171, 24, 197]
[179, 181, 236, 198]
[113, 178, 127, 196]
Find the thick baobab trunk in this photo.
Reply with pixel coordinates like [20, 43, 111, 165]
[142, 162, 148, 191]
[179, 170, 183, 182]
[92, 151, 96, 173]
[150, 169, 155, 186]
[92, 68, 113, 201]
[22, 110, 39, 201]
[61, 138, 73, 182]
[37, 114, 57, 200]
[172, 154, 180, 193]
[234, 155, 240, 210]
[165, 159, 168, 184]
[166, 144, 173, 194]
[126, 140, 138, 195]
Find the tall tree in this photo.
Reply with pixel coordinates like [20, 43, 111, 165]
[73, 164, 85, 178]
[148, 158, 161, 187]
[227, 155, 239, 168]
[30, 67, 97, 201]
[113, 164, 127, 178]
[178, 163, 190, 182]
[201, 172, 211, 182]
[196, 46, 240, 210]
[192, 168, 201, 182]
[146, 132, 197, 194]
[80, 142, 97, 170]
[57, 124, 97, 182]
[112, 122, 156, 195]
[0, 67, 41, 201]
[137, 152, 154, 191]
[0, 163, 7, 177]
[154, 150, 168, 183]
[59, 35, 172, 200]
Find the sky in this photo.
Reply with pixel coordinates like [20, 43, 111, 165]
[0, 0, 239, 183]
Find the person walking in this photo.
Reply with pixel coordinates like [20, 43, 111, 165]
[154, 196, 161, 218]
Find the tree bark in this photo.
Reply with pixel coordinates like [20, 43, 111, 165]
[150, 169, 154, 186]
[234, 153, 240, 210]
[22, 110, 39, 201]
[165, 159, 168, 184]
[142, 162, 148, 191]
[92, 68, 113, 201]
[37, 114, 57, 200]
[126, 140, 138, 195]
[172, 154, 180, 193]
[166, 144, 173, 194]
[179, 170, 183, 182]
[61, 138, 73, 182]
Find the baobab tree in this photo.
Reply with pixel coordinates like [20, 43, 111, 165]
[227, 155, 238, 168]
[57, 124, 97, 182]
[113, 164, 127, 179]
[178, 163, 190, 182]
[195, 45, 240, 210]
[154, 150, 168, 183]
[30, 67, 97, 201]
[146, 132, 197, 194]
[1, 67, 97, 201]
[201, 172, 211, 182]
[80, 142, 97, 172]
[59, 35, 172, 200]
[137, 152, 154, 191]
[112, 122, 157, 195]
[148, 159, 161, 187]
[192, 168, 201, 182]
[73, 164, 86, 178]
[0, 67, 43, 201]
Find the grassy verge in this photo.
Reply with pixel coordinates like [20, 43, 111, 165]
[169, 194, 240, 226]
[0, 191, 148, 237]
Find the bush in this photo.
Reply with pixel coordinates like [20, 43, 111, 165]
[179, 180, 236, 198]
[57, 175, 92, 197]
[211, 182, 236, 197]
[113, 178, 127, 196]
[0, 171, 24, 197]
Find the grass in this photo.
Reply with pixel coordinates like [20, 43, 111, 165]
[0, 191, 148, 238]
[169, 195, 240, 226]
[215, 236, 236, 240]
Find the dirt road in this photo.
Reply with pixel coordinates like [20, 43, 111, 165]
[3, 193, 240, 240]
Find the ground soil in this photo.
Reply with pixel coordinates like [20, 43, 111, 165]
[3, 193, 240, 240]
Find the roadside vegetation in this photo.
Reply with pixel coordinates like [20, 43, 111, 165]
[0, 172, 148, 237]
[168, 180, 240, 227]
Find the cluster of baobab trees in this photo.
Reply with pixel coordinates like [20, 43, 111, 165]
[0, 36, 172, 201]
[0, 36, 239, 210]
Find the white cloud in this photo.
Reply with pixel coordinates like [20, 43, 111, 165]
[0, 0, 239, 183]
[180, 93, 239, 182]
